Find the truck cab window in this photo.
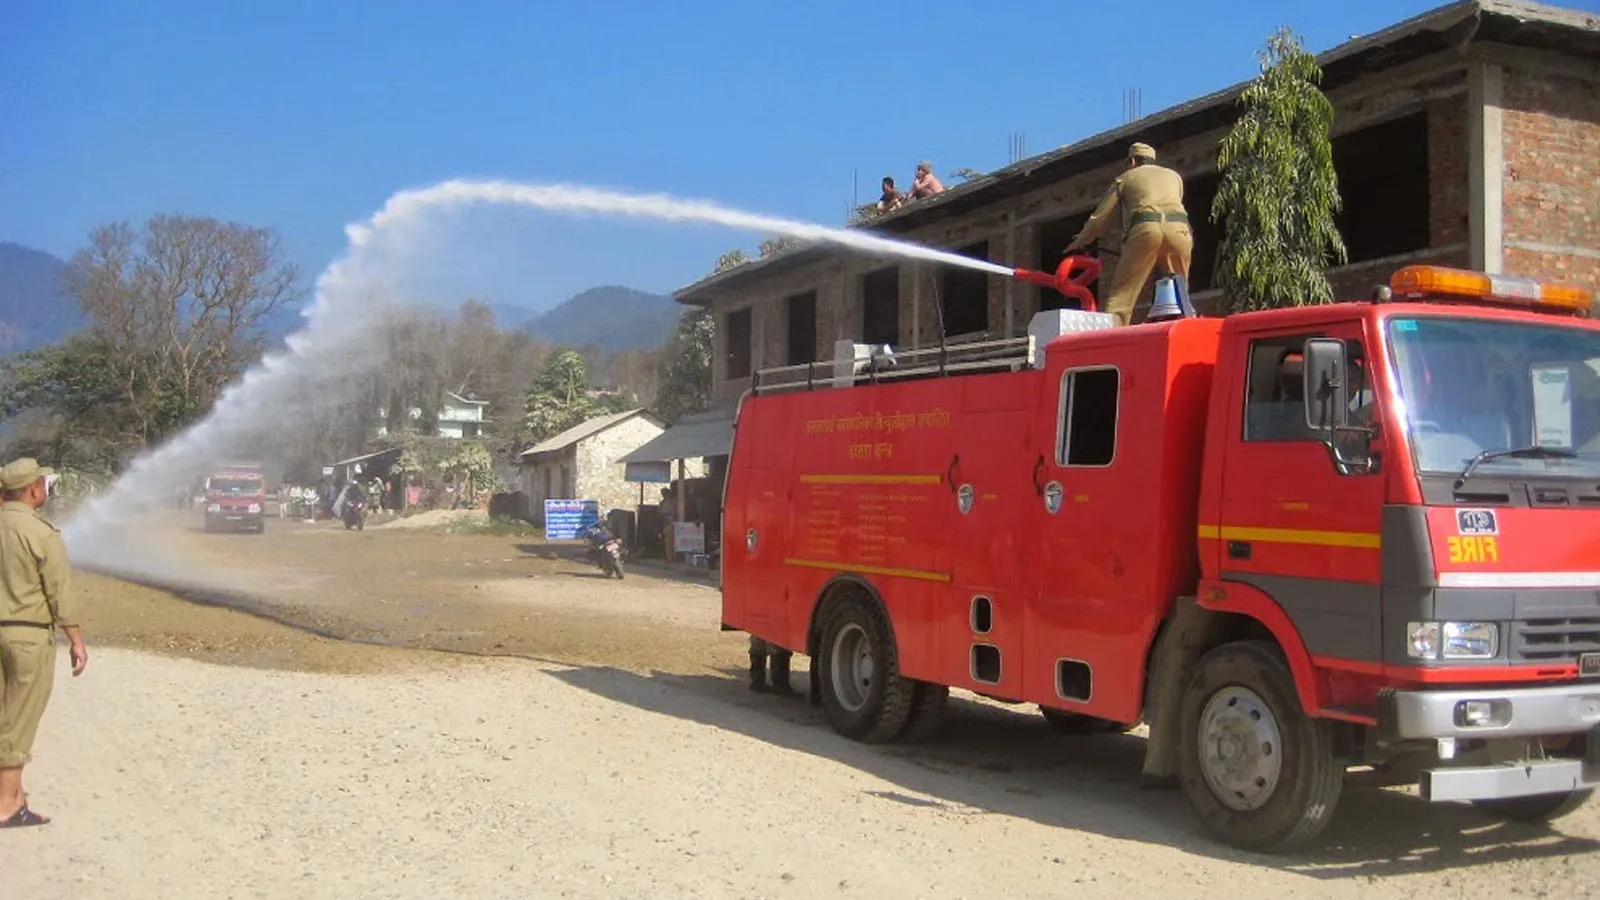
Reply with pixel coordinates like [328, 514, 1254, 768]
[1244, 334, 1367, 442]
[1057, 367, 1119, 466]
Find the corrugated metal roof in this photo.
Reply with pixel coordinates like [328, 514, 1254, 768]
[674, 0, 1600, 304]
[616, 411, 735, 464]
[518, 409, 661, 458]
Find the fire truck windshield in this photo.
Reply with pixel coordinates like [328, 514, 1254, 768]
[1387, 316, 1600, 479]
[208, 478, 261, 494]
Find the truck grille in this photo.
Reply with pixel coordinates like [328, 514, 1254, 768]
[1514, 618, 1600, 662]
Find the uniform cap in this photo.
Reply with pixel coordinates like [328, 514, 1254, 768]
[0, 458, 53, 492]
[1129, 142, 1156, 161]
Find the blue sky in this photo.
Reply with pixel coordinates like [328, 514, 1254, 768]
[6, 0, 1596, 314]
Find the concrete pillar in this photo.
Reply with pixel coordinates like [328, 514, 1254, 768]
[1468, 57, 1505, 273]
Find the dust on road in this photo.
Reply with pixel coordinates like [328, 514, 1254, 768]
[80, 512, 742, 676]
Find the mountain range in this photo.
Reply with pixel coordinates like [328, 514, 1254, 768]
[0, 242, 682, 357]
[0, 242, 84, 353]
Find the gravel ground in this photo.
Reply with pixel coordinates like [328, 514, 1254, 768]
[9, 648, 1599, 900]
[5, 512, 1596, 897]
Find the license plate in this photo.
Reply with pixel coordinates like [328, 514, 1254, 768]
[1581, 653, 1600, 677]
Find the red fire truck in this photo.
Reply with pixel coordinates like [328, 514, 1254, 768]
[721, 264, 1600, 852]
[203, 462, 267, 534]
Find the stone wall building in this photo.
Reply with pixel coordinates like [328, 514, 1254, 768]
[674, 0, 1600, 414]
[517, 409, 683, 518]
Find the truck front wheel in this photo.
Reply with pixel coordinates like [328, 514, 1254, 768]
[818, 595, 916, 744]
[1177, 641, 1344, 853]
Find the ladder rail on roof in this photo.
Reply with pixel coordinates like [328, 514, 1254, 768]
[751, 334, 1037, 395]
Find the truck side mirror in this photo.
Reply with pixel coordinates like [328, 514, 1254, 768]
[1303, 338, 1349, 432]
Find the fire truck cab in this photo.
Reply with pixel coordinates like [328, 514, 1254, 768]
[721, 264, 1600, 852]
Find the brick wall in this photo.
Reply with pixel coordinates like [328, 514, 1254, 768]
[1499, 65, 1600, 292]
[1428, 96, 1470, 248]
[574, 415, 706, 514]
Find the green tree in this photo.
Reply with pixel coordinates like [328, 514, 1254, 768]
[654, 306, 714, 424]
[1211, 27, 1347, 313]
[523, 348, 594, 443]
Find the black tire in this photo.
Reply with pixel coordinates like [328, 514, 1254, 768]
[899, 682, 951, 742]
[817, 594, 916, 743]
[613, 558, 625, 579]
[1039, 707, 1130, 735]
[1177, 640, 1344, 854]
[1472, 789, 1594, 822]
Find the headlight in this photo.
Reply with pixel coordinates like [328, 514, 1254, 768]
[208, 503, 221, 513]
[248, 504, 261, 514]
[1407, 622, 1440, 659]
[1406, 621, 1498, 660]
[1442, 622, 1498, 659]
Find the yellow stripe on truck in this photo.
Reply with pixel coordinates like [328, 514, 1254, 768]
[1197, 524, 1381, 550]
[785, 558, 952, 582]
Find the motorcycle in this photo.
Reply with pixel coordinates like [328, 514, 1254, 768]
[583, 523, 625, 579]
[342, 492, 367, 531]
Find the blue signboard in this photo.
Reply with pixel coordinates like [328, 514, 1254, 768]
[544, 499, 601, 540]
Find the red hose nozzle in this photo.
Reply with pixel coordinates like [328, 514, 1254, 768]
[1010, 254, 1102, 312]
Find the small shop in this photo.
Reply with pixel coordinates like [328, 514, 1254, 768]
[615, 411, 734, 568]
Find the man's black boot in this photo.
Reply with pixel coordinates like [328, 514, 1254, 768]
[770, 653, 798, 698]
[749, 652, 770, 693]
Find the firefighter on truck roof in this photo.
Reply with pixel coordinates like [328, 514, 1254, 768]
[1065, 141, 1193, 327]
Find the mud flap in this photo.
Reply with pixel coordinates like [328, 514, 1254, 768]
[1140, 597, 1231, 787]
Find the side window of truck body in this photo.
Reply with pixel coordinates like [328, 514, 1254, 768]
[1057, 366, 1120, 467]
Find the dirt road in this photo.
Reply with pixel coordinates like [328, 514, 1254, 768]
[7, 512, 1598, 897]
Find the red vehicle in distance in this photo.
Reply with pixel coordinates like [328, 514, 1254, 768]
[204, 463, 267, 534]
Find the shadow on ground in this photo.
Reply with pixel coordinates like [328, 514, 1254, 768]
[545, 662, 1600, 877]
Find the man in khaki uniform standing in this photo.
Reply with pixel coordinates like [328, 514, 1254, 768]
[1066, 142, 1193, 326]
[0, 458, 86, 828]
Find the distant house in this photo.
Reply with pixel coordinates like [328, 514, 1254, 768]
[517, 409, 693, 519]
[376, 391, 490, 440]
[437, 391, 490, 439]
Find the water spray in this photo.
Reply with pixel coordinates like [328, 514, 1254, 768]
[62, 177, 1094, 584]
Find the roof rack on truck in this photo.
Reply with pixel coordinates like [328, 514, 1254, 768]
[750, 308, 1118, 396]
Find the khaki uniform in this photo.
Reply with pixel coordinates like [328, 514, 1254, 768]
[0, 498, 74, 769]
[1073, 148, 1193, 327]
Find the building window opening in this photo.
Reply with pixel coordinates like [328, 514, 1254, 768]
[1333, 111, 1430, 264]
[725, 307, 753, 380]
[940, 240, 990, 337]
[862, 266, 900, 347]
[1037, 215, 1101, 312]
[786, 290, 818, 365]
[1184, 172, 1220, 293]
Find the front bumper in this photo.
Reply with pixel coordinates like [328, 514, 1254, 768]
[1381, 682, 1600, 802]
[1382, 682, 1600, 741]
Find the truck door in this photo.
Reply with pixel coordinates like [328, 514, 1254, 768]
[1028, 339, 1149, 722]
[944, 375, 1037, 700]
[1213, 324, 1386, 672]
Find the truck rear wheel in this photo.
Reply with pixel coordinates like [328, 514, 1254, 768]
[1472, 789, 1594, 823]
[1177, 640, 1343, 853]
[818, 596, 916, 744]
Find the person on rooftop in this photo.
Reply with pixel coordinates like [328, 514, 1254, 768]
[909, 161, 944, 199]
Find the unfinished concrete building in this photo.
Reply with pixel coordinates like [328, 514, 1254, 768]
[674, 0, 1600, 415]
